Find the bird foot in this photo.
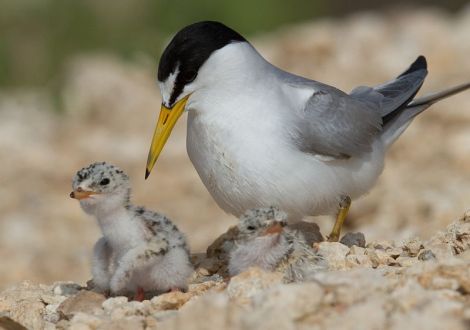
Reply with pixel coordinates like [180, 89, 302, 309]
[327, 233, 340, 242]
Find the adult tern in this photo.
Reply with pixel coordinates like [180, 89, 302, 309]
[146, 21, 470, 241]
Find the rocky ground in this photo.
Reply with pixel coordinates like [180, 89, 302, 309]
[1, 212, 469, 329]
[1, 6, 470, 330]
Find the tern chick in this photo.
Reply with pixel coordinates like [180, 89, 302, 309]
[70, 162, 193, 300]
[229, 207, 327, 282]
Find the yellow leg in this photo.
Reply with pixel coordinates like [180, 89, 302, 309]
[327, 196, 351, 242]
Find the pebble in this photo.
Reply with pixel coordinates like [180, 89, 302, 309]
[53, 283, 82, 296]
[57, 291, 106, 319]
[340, 232, 366, 248]
[403, 238, 424, 257]
[417, 249, 436, 261]
[366, 248, 395, 268]
[349, 245, 366, 255]
[315, 242, 350, 270]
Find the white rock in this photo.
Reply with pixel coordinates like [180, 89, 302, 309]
[68, 312, 103, 330]
[403, 238, 424, 257]
[248, 282, 324, 327]
[320, 296, 387, 330]
[102, 297, 129, 312]
[345, 254, 373, 268]
[44, 303, 61, 323]
[348, 245, 366, 255]
[227, 267, 283, 304]
[366, 248, 395, 267]
[417, 249, 437, 261]
[396, 256, 419, 267]
[315, 242, 350, 270]
[426, 242, 454, 260]
[386, 247, 403, 259]
[53, 282, 82, 296]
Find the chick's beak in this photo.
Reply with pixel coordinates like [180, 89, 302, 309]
[70, 189, 98, 200]
[145, 95, 190, 179]
[263, 223, 284, 236]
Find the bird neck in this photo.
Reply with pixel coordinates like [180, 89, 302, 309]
[95, 204, 129, 230]
[95, 205, 141, 250]
[198, 42, 272, 87]
[95, 201, 127, 218]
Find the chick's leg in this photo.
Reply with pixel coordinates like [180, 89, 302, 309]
[110, 238, 168, 297]
[327, 195, 351, 242]
[134, 287, 145, 302]
[91, 237, 113, 293]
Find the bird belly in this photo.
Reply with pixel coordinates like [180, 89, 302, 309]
[187, 112, 385, 220]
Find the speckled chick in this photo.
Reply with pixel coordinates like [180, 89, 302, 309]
[229, 207, 327, 282]
[70, 162, 193, 299]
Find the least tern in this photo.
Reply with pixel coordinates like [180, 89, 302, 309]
[71, 162, 193, 300]
[229, 207, 327, 282]
[146, 21, 470, 241]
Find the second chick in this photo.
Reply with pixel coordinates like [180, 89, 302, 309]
[229, 207, 327, 282]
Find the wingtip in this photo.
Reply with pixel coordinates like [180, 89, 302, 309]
[145, 169, 150, 180]
[414, 55, 427, 70]
[398, 55, 427, 78]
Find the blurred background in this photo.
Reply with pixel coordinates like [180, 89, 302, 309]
[0, 0, 469, 290]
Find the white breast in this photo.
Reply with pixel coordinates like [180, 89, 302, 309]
[186, 91, 293, 217]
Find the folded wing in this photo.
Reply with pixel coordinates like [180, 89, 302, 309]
[292, 56, 429, 158]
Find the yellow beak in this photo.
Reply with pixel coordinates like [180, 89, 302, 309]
[145, 95, 190, 179]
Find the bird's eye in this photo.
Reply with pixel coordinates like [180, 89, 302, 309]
[246, 226, 256, 231]
[181, 70, 197, 83]
[100, 178, 110, 185]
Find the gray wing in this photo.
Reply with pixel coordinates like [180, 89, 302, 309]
[292, 84, 383, 158]
[288, 56, 427, 158]
[351, 56, 427, 121]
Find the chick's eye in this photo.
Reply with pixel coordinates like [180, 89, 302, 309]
[246, 226, 256, 231]
[100, 178, 110, 185]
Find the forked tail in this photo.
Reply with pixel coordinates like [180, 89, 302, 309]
[381, 81, 470, 147]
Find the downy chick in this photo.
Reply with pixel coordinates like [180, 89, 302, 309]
[229, 207, 327, 282]
[70, 162, 193, 300]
